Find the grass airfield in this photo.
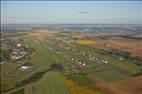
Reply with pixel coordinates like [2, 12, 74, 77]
[1, 30, 142, 94]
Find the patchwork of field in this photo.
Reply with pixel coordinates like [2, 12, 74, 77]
[5, 72, 69, 94]
[109, 76, 142, 94]
[79, 38, 142, 59]
[25, 71, 69, 94]
[64, 75, 101, 94]
[1, 30, 142, 94]
[88, 75, 142, 94]
[89, 70, 128, 82]
[28, 29, 58, 37]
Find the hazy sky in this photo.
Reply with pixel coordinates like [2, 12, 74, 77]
[1, 1, 142, 24]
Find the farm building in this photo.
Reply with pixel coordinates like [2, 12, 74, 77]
[17, 43, 22, 47]
[18, 63, 32, 71]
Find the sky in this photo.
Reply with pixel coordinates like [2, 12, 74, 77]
[1, 1, 142, 24]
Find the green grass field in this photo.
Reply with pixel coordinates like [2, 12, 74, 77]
[5, 71, 69, 94]
[24, 71, 69, 94]
[91, 70, 129, 82]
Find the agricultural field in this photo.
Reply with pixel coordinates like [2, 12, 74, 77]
[76, 40, 96, 45]
[1, 1, 142, 93]
[5, 71, 70, 94]
[24, 71, 69, 94]
[1, 28, 142, 94]
[87, 38, 142, 60]
[64, 74, 102, 94]
[88, 75, 142, 94]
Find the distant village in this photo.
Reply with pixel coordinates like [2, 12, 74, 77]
[10, 43, 29, 60]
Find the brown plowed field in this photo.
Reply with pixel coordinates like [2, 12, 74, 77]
[87, 39, 142, 60]
[28, 29, 58, 37]
[88, 75, 142, 94]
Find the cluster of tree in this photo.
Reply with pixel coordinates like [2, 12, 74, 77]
[16, 69, 49, 87]
[51, 63, 64, 71]
[109, 48, 130, 59]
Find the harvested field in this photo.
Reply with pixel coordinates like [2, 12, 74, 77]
[77, 40, 96, 45]
[28, 29, 58, 37]
[88, 75, 142, 94]
[64, 75, 101, 94]
[87, 39, 142, 59]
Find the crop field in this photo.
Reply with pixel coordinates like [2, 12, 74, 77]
[88, 75, 142, 94]
[86, 38, 142, 60]
[76, 40, 96, 45]
[24, 71, 69, 94]
[64, 75, 102, 94]
[108, 76, 142, 94]
[1, 30, 142, 94]
[89, 70, 129, 82]
[5, 72, 69, 94]
[1, 1, 142, 93]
